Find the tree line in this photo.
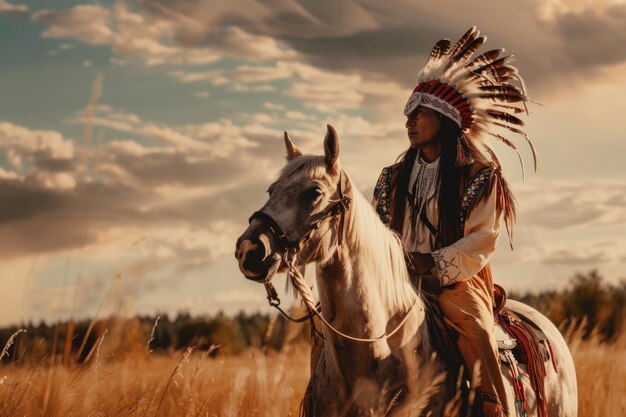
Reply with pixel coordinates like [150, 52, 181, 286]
[0, 270, 623, 364]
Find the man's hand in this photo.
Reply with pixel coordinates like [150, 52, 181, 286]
[405, 252, 441, 292]
[405, 251, 435, 276]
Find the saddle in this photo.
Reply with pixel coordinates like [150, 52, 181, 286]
[423, 284, 558, 417]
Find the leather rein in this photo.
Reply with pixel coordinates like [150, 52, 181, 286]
[248, 171, 418, 343]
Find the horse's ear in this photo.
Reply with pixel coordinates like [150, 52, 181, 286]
[284, 131, 302, 160]
[324, 124, 340, 173]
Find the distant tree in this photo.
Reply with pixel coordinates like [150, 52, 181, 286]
[513, 270, 626, 341]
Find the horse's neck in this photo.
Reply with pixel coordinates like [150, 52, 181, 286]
[315, 241, 426, 362]
[308, 193, 443, 415]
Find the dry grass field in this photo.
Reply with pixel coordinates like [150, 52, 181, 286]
[0, 322, 624, 417]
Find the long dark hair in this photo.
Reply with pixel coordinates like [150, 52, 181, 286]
[435, 117, 466, 247]
[391, 115, 471, 247]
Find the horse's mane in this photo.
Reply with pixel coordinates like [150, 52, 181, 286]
[345, 176, 416, 313]
[280, 156, 416, 314]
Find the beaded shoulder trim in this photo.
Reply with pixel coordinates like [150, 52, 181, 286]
[460, 167, 494, 232]
[374, 166, 392, 226]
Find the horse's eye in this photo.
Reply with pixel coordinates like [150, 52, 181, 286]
[304, 187, 322, 202]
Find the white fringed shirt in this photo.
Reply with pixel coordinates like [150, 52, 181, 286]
[402, 153, 502, 287]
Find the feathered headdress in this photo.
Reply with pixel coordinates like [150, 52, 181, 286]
[404, 26, 538, 177]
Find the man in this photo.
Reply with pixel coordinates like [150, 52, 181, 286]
[373, 26, 536, 417]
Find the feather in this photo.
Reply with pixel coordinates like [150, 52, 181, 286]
[488, 132, 526, 180]
[421, 39, 451, 78]
[476, 93, 527, 103]
[483, 144, 502, 169]
[493, 104, 526, 114]
[492, 122, 539, 171]
[484, 65, 519, 83]
[470, 48, 504, 67]
[448, 26, 478, 59]
[429, 39, 451, 62]
[479, 84, 524, 96]
[483, 77, 529, 116]
[487, 110, 525, 126]
[474, 56, 512, 75]
[479, 74, 514, 85]
[490, 166, 516, 248]
[453, 35, 487, 64]
[441, 29, 480, 75]
[492, 121, 528, 138]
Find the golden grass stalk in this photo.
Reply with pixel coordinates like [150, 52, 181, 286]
[0, 329, 26, 362]
[154, 346, 194, 417]
[133, 316, 160, 417]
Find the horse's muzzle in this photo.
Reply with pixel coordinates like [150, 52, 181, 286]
[235, 226, 280, 282]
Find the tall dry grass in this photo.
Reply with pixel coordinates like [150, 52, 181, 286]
[0, 319, 624, 417]
[565, 326, 626, 417]
[0, 336, 310, 416]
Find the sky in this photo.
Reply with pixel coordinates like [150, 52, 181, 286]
[0, 0, 625, 326]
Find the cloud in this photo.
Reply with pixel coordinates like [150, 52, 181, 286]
[514, 178, 626, 230]
[169, 61, 405, 112]
[67, 106, 259, 156]
[167, 61, 366, 110]
[136, 0, 626, 97]
[496, 235, 626, 269]
[286, 111, 315, 121]
[540, 241, 626, 267]
[33, 5, 113, 45]
[5, 105, 619, 264]
[263, 102, 286, 111]
[539, 0, 623, 20]
[47, 42, 75, 56]
[0, 0, 28, 15]
[37, 1, 626, 115]
[230, 83, 277, 93]
[553, 5, 626, 72]
[0, 122, 74, 161]
[32, 2, 293, 67]
[0, 121, 77, 189]
[194, 91, 210, 99]
[140, 0, 383, 40]
[0, 109, 298, 261]
[25, 0, 626, 104]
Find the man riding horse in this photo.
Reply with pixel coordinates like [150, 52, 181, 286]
[371, 27, 536, 417]
[235, 26, 576, 417]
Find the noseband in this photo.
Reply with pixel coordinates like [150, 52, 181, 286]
[248, 171, 351, 263]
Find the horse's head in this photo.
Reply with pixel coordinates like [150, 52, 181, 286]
[235, 125, 350, 283]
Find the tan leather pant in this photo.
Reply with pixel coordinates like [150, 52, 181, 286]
[437, 266, 508, 417]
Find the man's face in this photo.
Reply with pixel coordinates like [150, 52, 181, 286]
[405, 106, 441, 149]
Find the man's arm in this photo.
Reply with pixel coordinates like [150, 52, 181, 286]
[429, 173, 502, 287]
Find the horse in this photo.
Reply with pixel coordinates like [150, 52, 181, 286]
[235, 125, 577, 417]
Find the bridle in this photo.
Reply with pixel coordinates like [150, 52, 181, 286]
[248, 171, 352, 264]
[247, 170, 418, 343]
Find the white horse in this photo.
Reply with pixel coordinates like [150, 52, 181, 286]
[235, 125, 577, 417]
